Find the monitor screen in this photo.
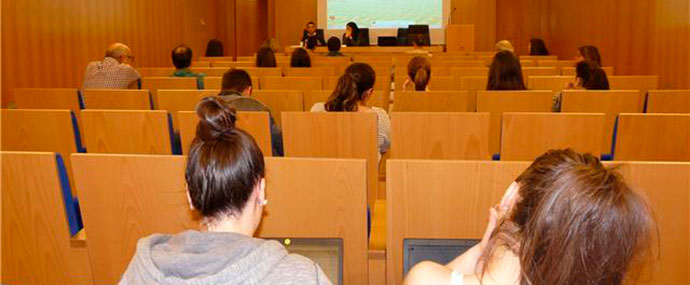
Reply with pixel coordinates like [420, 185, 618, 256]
[269, 238, 343, 285]
[403, 238, 480, 276]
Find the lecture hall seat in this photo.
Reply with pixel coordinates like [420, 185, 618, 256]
[81, 110, 174, 154]
[393, 91, 469, 112]
[613, 113, 690, 161]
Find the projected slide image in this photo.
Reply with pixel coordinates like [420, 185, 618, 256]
[328, 0, 442, 29]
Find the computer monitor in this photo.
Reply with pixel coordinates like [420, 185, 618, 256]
[403, 238, 480, 276]
[269, 238, 343, 285]
[378, 36, 397, 46]
[406, 25, 431, 46]
[358, 28, 371, 46]
[397, 28, 409, 46]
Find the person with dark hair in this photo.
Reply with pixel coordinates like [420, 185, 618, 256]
[205, 39, 224, 57]
[342, 22, 360, 46]
[218, 68, 283, 156]
[301, 21, 326, 48]
[311, 63, 391, 155]
[486, 50, 527, 90]
[120, 96, 331, 284]
[171, 45, 205, 89]
[403, 56, 432, 91]
[82, 43, 141, 89]
[528, 38, 549, 56]
[290, 48, 311, 67]
[552, 61, 610, 111]
[326, 37, 344, 57]
[256, 47, 277, 68]
[576, 45, 603, 68]
[405, 149, 655, 285]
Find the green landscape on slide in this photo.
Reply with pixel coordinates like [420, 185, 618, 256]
[328, 0, 442, 29]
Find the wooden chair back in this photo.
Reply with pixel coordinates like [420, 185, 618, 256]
[81, 89, 151, 110]
[178, 111, 273, 156]
[614, 113, 690, 161]
[156, 89, 216, 130]
[137, 67, 175, 77]
[561, 66, 614, 76]
[526, 76, 571, 94]
[81, 110, 172, 154]
[645, 90, 690, 113]
[250, 90, 304, 126]
[393, 91, 469, 112]
[459, 76, 488, 112]
[260, 76, 322, 91]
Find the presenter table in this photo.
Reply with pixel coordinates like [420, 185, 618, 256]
[284, 45, 445, 55]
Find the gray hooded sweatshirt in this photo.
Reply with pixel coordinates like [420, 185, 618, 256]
[119, 230, 332, 285]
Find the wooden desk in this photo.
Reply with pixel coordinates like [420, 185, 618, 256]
[284, 45, 445, 55]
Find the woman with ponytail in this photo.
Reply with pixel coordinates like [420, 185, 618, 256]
[310, 62, 391, 154]
[120, 97, 331, 284]
[403, 56, 432, 91]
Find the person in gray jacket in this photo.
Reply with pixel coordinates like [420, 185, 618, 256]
[119, 96, 331, 285]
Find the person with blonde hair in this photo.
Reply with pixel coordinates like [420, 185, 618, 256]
[495, 40, 515, 53]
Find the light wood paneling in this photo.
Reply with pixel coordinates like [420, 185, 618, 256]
[81, 110, 172, 154]
[156, 89, 217, 130]
[81, 89, 151, 110]
[459, 76, 488, 112]
[257, 157, 369, 285]
[646, 90, 690, 113]
[391, 112, 490, 160]
[476, 90, 554, 154]
[178, 111, 273, 156]
[251, 90, 304, 126]
[1, 109, 81, 194]
[393, 91, 469, 112]
[526, 76, 571, 94]
[500, 112, 605, 161]
[561, 90, 643, 153]
[282, 112, 379, 208]
[614, 113, 690, 161]
[71, 154, 195, 283]
[2, 152, 93, 284]
[260, 76, 322, 91]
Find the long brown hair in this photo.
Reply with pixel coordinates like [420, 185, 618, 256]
[325, 63, 376, 111]
[487, 50, 527, 90]
[578, 45, 602, 68]
[186, 97, 265, 224]
[407, 56, 431, 91]
[481, 149, 655, 285]
[256, 47, 277, 67]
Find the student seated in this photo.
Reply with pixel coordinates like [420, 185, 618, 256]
[256, 46, 278, 68]
[82, 43, 141, 89]
[171, 45, 205, 89]
[302, 21, 326, 47]
[403, 56, 431, 91]
[326, 37, 344, 57]
[310, 63, 391, 155]
[290, 48, 311, 67]
[219, 69, 283, 156]
[575, 45, 603, 68]
[342, 22, 361, 47]
[405, 149, 655, 285]
[495, 40, 515, 53]
[205, 39, 224, 57]
[552, 61, 610, 111]
[119, 97, 330, 284]
[486, 50, 527, 90]
[528, 38, 549, 56]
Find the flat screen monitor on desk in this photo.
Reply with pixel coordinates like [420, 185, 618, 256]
[403, 238, 480, 276]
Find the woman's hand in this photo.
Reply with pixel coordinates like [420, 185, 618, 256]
[480, 182, 519, 250]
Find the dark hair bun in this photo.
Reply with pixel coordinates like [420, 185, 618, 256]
[195, 96, 237, 141]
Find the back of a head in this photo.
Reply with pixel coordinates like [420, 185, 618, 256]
[256, 47, 277, 68]
[205, 39, 224, 57]
[407, 56, 431, 91]
[483, 149, 655, 285]
[262, 38, 281, 53]
[529, 38, 549, 56]
[172, 45, 193, 69]
[327, 37, 341, 52]
[487, 50, 526, 90]
[325, 63, 376, 112]
[495, 40, 515, 53]
[186, 96, 265, 224]
[105, 43, 130, 60]
[578, 45, 602, 68]
[290, 48, 311, 67]
[221, 68, 253, 93]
